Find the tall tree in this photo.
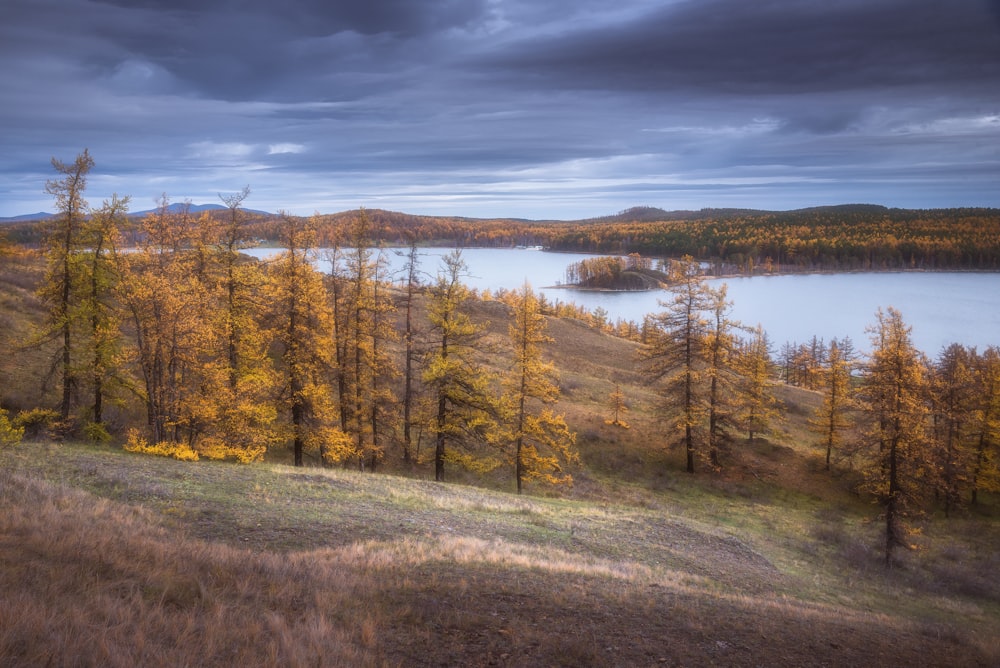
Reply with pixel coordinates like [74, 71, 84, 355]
[704, 285, 741, 467]
[190, 188, 277, 462]
[265, 215, 347, 466]
[930, 343, 976, 517]
[325, 241, 351, 434]
[969, 346, 1000, 504]
[398, 241, 422, 466]
[80, 194, 128, 430]
[501, 283, 577, 494]
[343, 214, 374, 466]
[218, 186, 253, 389]
[334, 212, 398, 470]
[40, 149, 94, 420]
[735, 325, 783, 444]
[366, 245, 399, 470]
[423, 251, 495, 482]
[117, 198, 206, 444]
[809, 337, 857, 471]
[859, 308, 933, 566]
[639, 257, 713, 473]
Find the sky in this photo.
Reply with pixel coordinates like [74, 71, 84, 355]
[2, 0, 1000, 220]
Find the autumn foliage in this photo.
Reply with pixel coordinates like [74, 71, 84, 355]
[5, 151, 1000, 565]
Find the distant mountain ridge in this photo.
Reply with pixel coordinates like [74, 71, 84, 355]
[0, 202, 271, 223]
[1, 212, 57, 222]
[3, 202, 998, 225]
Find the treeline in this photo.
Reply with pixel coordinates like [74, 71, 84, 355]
[308, 205, 1000, 272]
[9, 203, 1000, 273]
[292, 206, 1000, 272]
[544, 206, 1000, 272]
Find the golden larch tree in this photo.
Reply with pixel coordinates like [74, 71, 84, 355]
[422, 251, 497, 482]
[335, 211, 398, 471]
[38, 149, 94, 421]
[735, 325, 783, 446]
[704, 284, 742, 467]
[639, 256, 713, 473]
[930, 343, 977, 517]
[265, 214, 350, 467]
[190, 189, 278, 463]
[859, 307, 934, 566]
[808, 337, 857, 471]
[399, 241, 422, 465]
[500, 283, 577, 494]
[970, 346, 1000, 504]
[116, 198, 208, 445]
[79, 194, 129, 434]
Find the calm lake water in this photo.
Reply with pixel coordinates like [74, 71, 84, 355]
[245, 247, 1000, 356]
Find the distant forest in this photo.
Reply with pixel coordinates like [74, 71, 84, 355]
[6, 203, 1000, 273]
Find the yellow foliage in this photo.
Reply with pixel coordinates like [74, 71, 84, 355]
[310, 426, 356, 466]
[194, 436, 266, 464]
[14, 408, 60, 439]
[124, 429, 200, 462]
[444, 449, 503, 475]
[0, 409, 23, 445]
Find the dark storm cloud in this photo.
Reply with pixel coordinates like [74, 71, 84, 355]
[3, 0, 490, 102]
[486, 0, 1000, 95]
[91, 0, 489, 36]
[1, 0, 999, 217]
[76, 0, 493, 101]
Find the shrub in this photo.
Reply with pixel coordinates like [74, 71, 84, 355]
[15, 408, 60, 440]
[0, 409, 23, 445]
[83, 421, 112, 444]
[195, 437, 267, 465]
[123, 429, 199, 462]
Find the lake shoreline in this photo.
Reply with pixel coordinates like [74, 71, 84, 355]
[242, 246, 1000, 353]
[542, 284, 659, 293]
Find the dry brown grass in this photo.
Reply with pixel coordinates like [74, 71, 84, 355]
[2, 443, 998, 667]
[0, 471, 370, 667]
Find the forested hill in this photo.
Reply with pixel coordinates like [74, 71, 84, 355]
[7, 203, 1000, 272]
[591, 203, 899, 222]
[304, 204, 1000, 272]
[561, 205, 1000, 272]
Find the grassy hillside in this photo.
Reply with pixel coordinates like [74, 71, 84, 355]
[1, 250, 999, 665]
[1, 443, 998, 666]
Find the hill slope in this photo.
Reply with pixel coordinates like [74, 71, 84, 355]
[1, 249, 998, 665]
[1, 443, 997, 667]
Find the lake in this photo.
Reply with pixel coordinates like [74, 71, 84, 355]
[244, 247, 1000, 356]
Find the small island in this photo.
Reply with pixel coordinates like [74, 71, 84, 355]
[558, 254, 669, 291]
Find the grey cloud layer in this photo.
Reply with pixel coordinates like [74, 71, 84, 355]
[488, 1, 1000, 93]
[1, 0, 998, 217]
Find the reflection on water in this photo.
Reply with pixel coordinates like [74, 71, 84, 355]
[244, 247, 1000, 355]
